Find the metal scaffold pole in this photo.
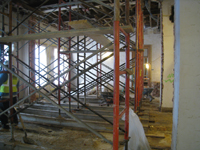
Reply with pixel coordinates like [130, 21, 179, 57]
[0, 63, 113, 145]
[84, 36, 86, 104]
[16, 5, 19, 98]
[135, 0, 144, 112]
[113, 0, 131, 149]
[113, 0, 120, 149]
[8, 1, 12, 103]
[68, 4, 72, 112]
[0, 6, 4, 66]
[124, 1, 130, 149]
[28, 16, 36, 103]
[0, 0, 137, 147]
[96, 42, 98, 98]
[8, 1, 15, 141]
[100, 44, 102, 93]
[77, 35, 80, 109]
[38, 23, 40, 98]
[58, 0, 61, 115]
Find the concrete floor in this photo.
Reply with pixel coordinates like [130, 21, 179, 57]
[0, 98, 172, 150]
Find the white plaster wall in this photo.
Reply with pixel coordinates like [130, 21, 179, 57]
[144, 29, 161, 82]
[162, 0, 174, 108]
[131, 29, 161, 83]
[172, 0, 200, 149]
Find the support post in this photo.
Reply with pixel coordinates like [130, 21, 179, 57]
[68, 5, 71, 112]
[139, 0, 144, 108]
[113, 0, 120, 149]
[96, 43, 99, 98]
[100, 44, 102, 93]
[16, 5, 19, 98]
[0, 6, 4, 67]
[124, 33, 130, 150]
[135, 0, 144, 112]
[58, 0, 61, 115]
[38, 23, 40, 98]
[28, 16, 36, 102]
[8, 3, 14, 137]
[84, 36, 86, 104]
[77, 35, 80, 109]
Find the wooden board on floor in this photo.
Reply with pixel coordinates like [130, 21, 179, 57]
[146, 133, 165, 138]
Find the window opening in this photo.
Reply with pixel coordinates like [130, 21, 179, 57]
[35, 45, 47, 86]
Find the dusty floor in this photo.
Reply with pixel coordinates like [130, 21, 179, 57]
[0, 124, 124, 150]
[147, 99, 172, 150]
[147, 111, 172, 150]
[0, 99, 172, 150]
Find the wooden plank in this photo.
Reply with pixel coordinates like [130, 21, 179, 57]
[0, 25, 134, 43]
[69, 20, 114, 49]
[146, 133, 165, 138]
[150, 146, 171, 149]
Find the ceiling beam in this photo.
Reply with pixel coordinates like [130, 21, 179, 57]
[40, 0, 107, 8]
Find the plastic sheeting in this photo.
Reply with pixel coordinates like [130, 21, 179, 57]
[122, 108, 151, 150]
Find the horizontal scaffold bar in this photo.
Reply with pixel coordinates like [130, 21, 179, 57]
[0, 25, 134, 43]
[60, 49, 136, 54]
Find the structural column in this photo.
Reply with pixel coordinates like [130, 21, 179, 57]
[161, 0, 174, 109]
[172, 0, 200, 149]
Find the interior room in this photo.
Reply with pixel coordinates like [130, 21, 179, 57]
[0, 0, 199, 150]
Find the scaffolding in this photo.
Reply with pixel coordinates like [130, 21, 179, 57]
[0, 0, 144, 149]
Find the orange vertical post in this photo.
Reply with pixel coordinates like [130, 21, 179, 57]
[113, 0, 120, 149]
[135, 0, 144, 111]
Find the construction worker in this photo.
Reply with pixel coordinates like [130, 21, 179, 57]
[143, 87, 154, 102]
[0, 60, 19, 130]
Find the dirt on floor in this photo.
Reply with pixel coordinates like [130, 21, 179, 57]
[147, 99, 172, 150]
[0, 123, 125, 150]
[0, 99, 172, 150]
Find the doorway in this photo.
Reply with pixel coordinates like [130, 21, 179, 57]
[143, 45, 152, 87]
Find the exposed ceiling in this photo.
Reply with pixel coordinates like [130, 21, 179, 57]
[1, 0, 161, 30]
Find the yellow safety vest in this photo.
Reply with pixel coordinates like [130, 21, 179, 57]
[0, 74, 18, 93]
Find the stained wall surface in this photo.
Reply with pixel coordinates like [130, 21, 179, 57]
[162, 0, 174, 108]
